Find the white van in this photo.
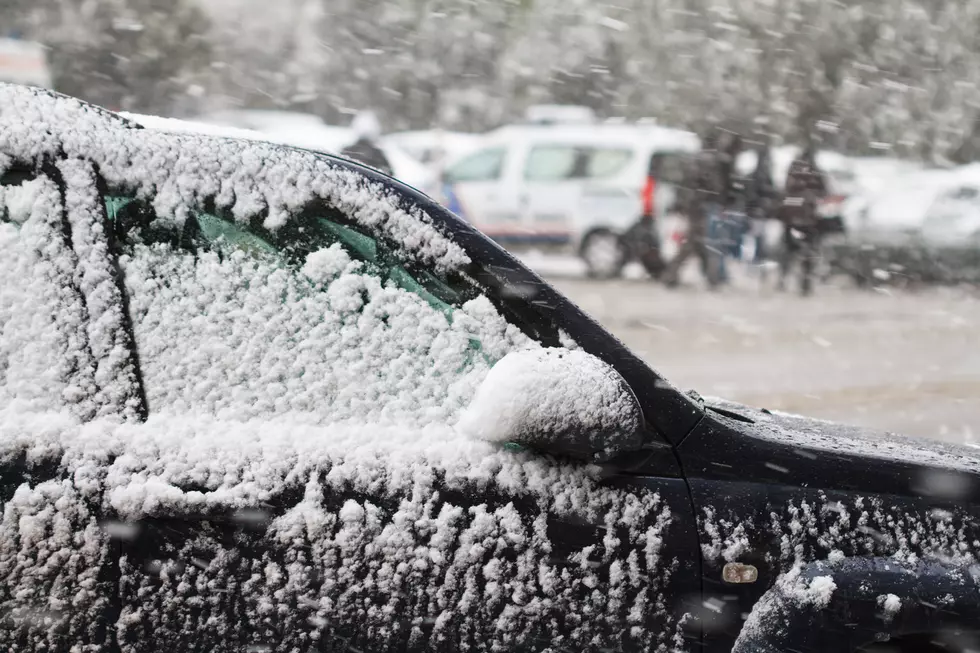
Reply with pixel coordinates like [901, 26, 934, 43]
[441, 123, 700, 276]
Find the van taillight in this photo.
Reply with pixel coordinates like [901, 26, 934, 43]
[642, 176, 656, 217]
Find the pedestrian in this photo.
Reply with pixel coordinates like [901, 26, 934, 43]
[778, 144, 828, 296]
[340, 111, 394, 176]
[662, 130, 724, 288]
[747, 142, 776, 265]
[709, 132, 745, 284]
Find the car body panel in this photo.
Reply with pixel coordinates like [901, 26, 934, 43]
[682, 398, 980, 651]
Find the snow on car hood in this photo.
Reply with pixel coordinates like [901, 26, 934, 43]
[0, 84, 465, 272]
[705, 396, 980, 480]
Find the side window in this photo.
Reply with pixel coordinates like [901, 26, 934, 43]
[108, 189, 533, 425]
[523, 146, 581, 181]
[445, 147, 506, 182]
[586, 148, 633, 179]
[649, 152, 688, 185]
[0, 167, 97, 418]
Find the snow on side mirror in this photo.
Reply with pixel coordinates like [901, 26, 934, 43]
[457, 348, 645, 461]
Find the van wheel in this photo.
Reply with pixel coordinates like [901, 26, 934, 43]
[581, 229, 627, 279]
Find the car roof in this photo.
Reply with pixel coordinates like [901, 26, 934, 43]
[0, 83, 466, 271]
[120, 111, 271, 142]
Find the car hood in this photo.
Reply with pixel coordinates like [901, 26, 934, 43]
[702, 396, 980, 505]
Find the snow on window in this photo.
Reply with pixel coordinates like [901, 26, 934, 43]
[116, 201, 529, 425]
[58, 158, 144, 422]
[0, 173, 99, 419]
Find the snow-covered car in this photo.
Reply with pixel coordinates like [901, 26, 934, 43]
[440, 123, 700, 277]
[833, 166, 980, 283]
[5, 85, 980, 653]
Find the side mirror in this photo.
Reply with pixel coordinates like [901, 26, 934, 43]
[457, 348, 645, 461]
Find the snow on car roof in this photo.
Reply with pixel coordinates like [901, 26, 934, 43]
[119, 111, 272, 142]
[195, 108, 331, 132]
[0, 83, 466, 271]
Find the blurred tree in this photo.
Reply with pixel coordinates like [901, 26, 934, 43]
[8, 0, 211, 115]
[8, 0, 980, 161]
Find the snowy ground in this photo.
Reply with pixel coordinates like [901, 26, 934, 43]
[525, 255, 980, 445]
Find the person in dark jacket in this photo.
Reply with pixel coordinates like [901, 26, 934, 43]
[778, 144, 828, 295]
[340, 111, 393, 176]
[712, 133, 746, 281]
[747, 142, 776, 264]
[663, 130, 724, 288]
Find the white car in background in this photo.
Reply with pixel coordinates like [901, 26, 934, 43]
[834, 164, 980, 283]
[440, 123, 700, 277]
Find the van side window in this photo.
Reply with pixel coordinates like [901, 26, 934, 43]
[525, 146, 633, 181]
[446, 148, 506, 182]
[524, 146, 579, 181]
[587, 148, 633, 178]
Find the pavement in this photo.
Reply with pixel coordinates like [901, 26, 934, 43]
[532, 257, 980, 445]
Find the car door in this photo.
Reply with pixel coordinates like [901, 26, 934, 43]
[443, 144, 523, 240]
[519, 144, 584, 245]
[86, 136, 701, 652]
[0, 162, 123, 651]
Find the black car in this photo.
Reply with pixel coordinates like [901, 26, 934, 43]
[1, 84, 979, 653]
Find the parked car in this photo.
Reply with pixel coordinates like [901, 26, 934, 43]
[440, 123, 700, 277]
[4, 84, 980, 653]
[834, 166, 980, 284]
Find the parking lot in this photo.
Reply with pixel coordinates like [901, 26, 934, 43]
[548, 272, 980, 444]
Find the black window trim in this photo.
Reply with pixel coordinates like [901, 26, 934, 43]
[1, 156, 115, 422]
[92, 165, 149, 422]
